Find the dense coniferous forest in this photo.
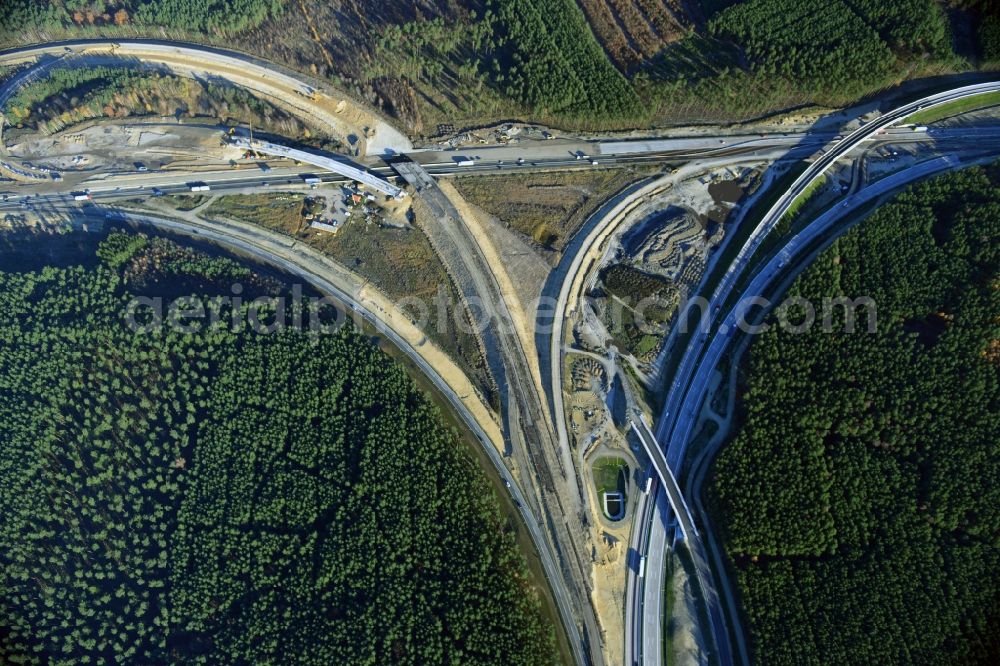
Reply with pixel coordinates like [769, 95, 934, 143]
[369, 0, 642, 124]
[485, 0, 641, 119]
[0, 0, 283, 36]
[3, 66, 292, 130]
[0, 232, 557, 665]
[706, 0, 909, 95]
[2, 0, 991, 129]
[1, 65, 325, 145]
[709, 165, 1000, 664]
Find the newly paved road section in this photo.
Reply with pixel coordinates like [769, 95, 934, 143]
[634, 81, 1000, 666]
[632, 418, 731, 666]
[623, 478, 665, 666]
[639, 488, 670, 666]
[631, 421, 697, 541]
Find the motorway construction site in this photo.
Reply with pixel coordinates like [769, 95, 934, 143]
[2, 40, 1000, 666]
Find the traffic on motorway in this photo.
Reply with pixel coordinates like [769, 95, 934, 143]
[629, 82, 1000, 666]
[2, 39, 998, 666]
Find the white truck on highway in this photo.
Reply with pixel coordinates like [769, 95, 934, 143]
[638, 555, 647, 578]
[189, 183, 211, 192]
[454, 158, 475, 167]
[72, 192, 91, 201]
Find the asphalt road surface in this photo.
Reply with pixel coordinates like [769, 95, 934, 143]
[636, 82, 1000, 666]
[3, 45, 999, 666]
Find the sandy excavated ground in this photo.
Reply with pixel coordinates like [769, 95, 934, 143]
[586, 450, 635, 666]
[586, 444, 639, 665]
[120, 46, 412, 157]
[442, 178, 644, 663]
[669, 552, 709, 666]
[630, 209, 705, 280]
[621, 166, 762, 285]
[592, 530, 629, 666]
[444, 187, 553, 310]
[437, 180, 551, 412]
[10, 121, 232, 171]
[587, 443, 636, 666]
[670, 165, 757, 221]
[1, 43, 411, 161]
[565, 350, 637, 666]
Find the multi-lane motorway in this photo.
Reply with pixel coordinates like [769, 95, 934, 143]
[391, 158, 600, 665]
[13, 124, 997, 217]
[8, 122, 1000, 208]
[660, 82, 1000, 469]
[626, 82, 1000, 666]
[3, 40, 1000, 666]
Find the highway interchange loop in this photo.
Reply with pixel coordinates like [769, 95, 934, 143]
[2, 39, 998, 666]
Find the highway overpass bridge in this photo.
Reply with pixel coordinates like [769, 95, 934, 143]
[229, 137, 406, 199]
[633, 82, 1000, 666]
[630, 418, 695, 541]
[630, 415, 732, 666]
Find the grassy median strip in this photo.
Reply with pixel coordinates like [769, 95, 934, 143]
[905, 91, 1000, 124]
